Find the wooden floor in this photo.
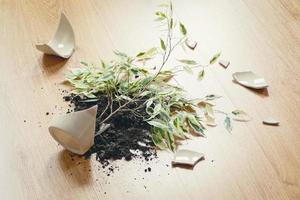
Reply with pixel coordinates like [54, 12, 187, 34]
[1, 0, 300, 199]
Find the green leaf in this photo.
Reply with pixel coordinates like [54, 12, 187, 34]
[148, 103, 162, 120]
[156, 70, 174, 82]
[84, 92, 97, 98]
[178, 59, 197, 65]
[209, 52, 221, 64]
[205, 94, 222, 101]
[136, 52, 145, 57]
[100, 60, 106, 68]
[197, 69, 205, 80]
[155, 11, 167, 19]
[231, 110, 251, 122]
[65, 72, 78, 80]
[160, 38, 166, 51]
[114, 50, 128, 58]
[183, 66, 193, 74]
[118, 95, 132, 101]
[137, 47, 158, 60]
[170, 18, 173, 29]
[205, 104, 216, 126]
[205, 104, 214, 118]
[224, 116, 232, 132]
[80, 61, 88, 66]
[179, 22, 187, 36]
[146, 99, 154, 114]
[166, 131, 175, 151]
[152, 131, 167, 149]
[147, 119, 169, 129]
[187, 114, 205, 135]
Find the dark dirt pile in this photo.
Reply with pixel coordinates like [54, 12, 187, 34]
[63, 94, 157, 168]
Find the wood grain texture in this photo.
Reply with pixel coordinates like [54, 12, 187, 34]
[1, 0, 300, 199]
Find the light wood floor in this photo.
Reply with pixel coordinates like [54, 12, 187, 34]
[1, 0, 300, 199]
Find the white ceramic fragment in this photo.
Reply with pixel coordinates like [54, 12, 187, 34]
[219, 60, 230, 68]
[36, 13, 75, 58]
[48, 105, 98, 155]
[263, 117, 280, 126]
[172, 149, 205, 166]
[232, 71, 268, 89]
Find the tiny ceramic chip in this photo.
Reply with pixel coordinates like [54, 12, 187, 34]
[263, 117, 280, 126]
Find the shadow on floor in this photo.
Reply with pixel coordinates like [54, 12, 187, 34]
[41, 54, 68, 75]
[58, 150, 92, 185]
[232, 80, 269, 97]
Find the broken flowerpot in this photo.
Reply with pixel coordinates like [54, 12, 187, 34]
[172, 149, 205, 167]
[232, 71, 268, 89]
[36, 13, 75, 58]
[48, 105, 97, 155]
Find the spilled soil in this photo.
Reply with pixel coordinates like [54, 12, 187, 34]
[63, 94, 157, 168]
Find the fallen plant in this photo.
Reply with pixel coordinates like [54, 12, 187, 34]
[64, 2, 250, 151]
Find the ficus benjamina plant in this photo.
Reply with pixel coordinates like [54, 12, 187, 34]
[64, 2, 250, 151]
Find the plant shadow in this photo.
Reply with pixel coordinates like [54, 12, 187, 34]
[58, 150, 92, 185]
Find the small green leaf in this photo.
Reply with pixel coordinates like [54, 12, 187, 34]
[147, 119, 169, 129]
[209, 52, 221, 64]
[205, 94, 222, 101]
[187, 114, 205, 135]
[231, 110, 251, 122]
[183, 66, 193, 74]
[178, 59, 197, 65]
[136, 52, 145, 57]
[170, 18, 173, 29]
[160, 38, 166, 51]
[179, 22, 187, 36]
[152, 134, 167, 149]
[155, 11, 167, 19]
[114, 50, 128, 58]
[224, 116, 232, 132]
[137, 47, 158, 60]
[80, 61, 88, 66]
[197, 69, 205, 80]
